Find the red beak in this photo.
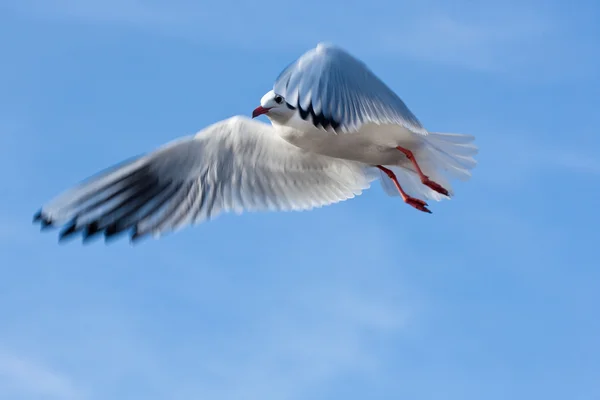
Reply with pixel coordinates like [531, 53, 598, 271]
[252, 106, 270, 118]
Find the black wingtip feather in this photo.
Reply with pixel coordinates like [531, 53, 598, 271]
[34, 210, 59, 236]
[103, 222, 134, 243]
[82, 221, 103, 243]
[130, 226, 149, 244]
[104, 223, 118, 237]
[58, 222, 80, 241]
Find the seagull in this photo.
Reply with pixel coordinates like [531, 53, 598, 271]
[33, 42, 477, 244]
[252, 42, 477, 212]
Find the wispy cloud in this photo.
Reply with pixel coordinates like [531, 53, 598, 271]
[551, 151, 600, 176]
[376, 1, 599, 80]
[6, 0, 598, 79]
[0, 351, 85, 400]
[156, 213, 416, 399]
[177, 285, 408, 400]
[457, 124, 600, 193]
[7, 0, 190, 26]
[381, 11, 551, 72]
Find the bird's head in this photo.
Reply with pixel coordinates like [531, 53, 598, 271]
[252, 90, 294, 124]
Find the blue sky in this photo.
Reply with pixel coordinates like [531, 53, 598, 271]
[1, 0, 599, 399]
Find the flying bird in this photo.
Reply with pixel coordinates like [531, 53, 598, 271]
[33, 43, 477, 244]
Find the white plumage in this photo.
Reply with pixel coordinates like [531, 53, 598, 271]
[34, 117, 376, 243]
[273, 42, 427, 135]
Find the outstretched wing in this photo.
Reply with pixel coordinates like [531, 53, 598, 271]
[273, 43, 427, 135]
[33, 116, 376, 244]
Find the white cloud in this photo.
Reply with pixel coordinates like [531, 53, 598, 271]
[6, 0, 597, 79]
[0, 280, 409, 400]
[380, 11, 552, 72]
[0, 351, 85, 400]
[459, 126, 600, 192]
[551, 151, 600, 176]
[11, 0, 187, 26]
[159, 214, 416, 399]
[374, 1, 599, 80]
[168, 282, 411, 400]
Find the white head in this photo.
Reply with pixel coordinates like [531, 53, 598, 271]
[252, 90, 295, 124]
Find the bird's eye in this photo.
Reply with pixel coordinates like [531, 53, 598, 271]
[274, 95, 283, 104]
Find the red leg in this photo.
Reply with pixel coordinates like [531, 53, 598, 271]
[395, 146, 450, 196]
[377, 165, 431, 213]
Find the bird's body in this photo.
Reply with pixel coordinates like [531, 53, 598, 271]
[273, 115, 423, 166]
[269, 113, 476, 205]
[33, 42, 478, 244]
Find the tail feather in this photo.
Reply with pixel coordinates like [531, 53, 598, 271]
[424, 132, 478, 182]
[378, 131, 478, 202]
[425, 132, 476, 145]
